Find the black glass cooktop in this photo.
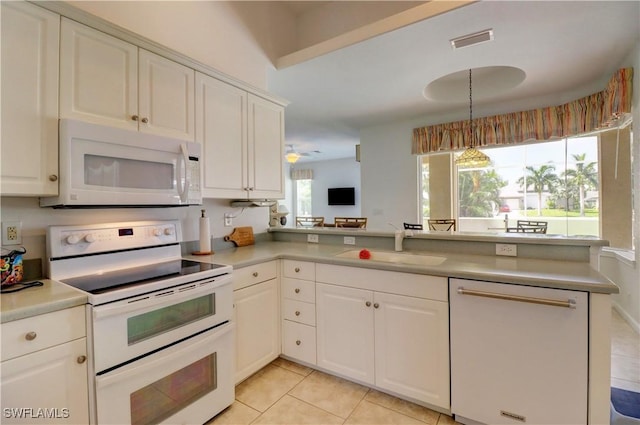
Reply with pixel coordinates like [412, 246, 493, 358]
[61, 259, 227, 295]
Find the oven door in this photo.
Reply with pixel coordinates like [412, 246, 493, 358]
[92, 275, 232, 373]
[95, 322, 234, 425]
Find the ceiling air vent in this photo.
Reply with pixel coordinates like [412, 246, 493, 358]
[450, 29, 494, 49]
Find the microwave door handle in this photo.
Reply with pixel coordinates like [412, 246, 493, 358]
[178, 143, 189, 203]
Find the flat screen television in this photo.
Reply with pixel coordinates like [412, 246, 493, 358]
[328, 187, 355, 206]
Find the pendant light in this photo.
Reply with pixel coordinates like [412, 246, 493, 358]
[455, 69, 490, 168]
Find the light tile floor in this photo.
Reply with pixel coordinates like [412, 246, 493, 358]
[209, 308, 638, 425]
[611, 308, 640, 393]
[208, 358, 459, 425]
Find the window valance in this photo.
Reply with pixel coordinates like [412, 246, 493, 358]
[290, 168, 314, 180]
[412, 67, 633, 154]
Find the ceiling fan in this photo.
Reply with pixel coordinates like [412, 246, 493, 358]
[284, 144, 320, 163]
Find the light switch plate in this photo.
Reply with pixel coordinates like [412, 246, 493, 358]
[307, 234, 319, 243]
[344, 236, 356, 245]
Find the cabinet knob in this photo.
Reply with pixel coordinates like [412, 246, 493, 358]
[77, 355, 87, 364]
[365, 301, 371, 307]
[294, 288, 300, 294]
[141, 117, 149, 124]
[25, 331, 37, 341]
[48, 175, 58, 182]
[132, 115, 139, 121]
[295, 340, 301, 346]
[373, 303, 380, 309]
[294, 267, 300, 273]
[253, 272, 259, 277]
[295, 310, 301, 316]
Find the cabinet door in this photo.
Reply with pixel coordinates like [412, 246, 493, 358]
[139, 50, 195, 140]
[247, 94, 284, 199]
[234, 279, 280, 383]
[196, 72, 248, 199]
[316, 283, 374, 384]
[1, 338, 89, 424]
[60, 18, 138, 130]
[374, 292, 449, 409]
[1, 2, 59, 196]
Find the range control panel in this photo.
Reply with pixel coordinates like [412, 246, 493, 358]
[48, 220, 182, 258]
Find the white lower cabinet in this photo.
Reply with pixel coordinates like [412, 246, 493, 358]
[1, 307, 88, 424]
[233, 262, 280, 384]
[449, 278, 588, 425]
[315, 264, 450, 409]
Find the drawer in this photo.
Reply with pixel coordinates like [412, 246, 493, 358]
[282, 278, 315, 303]
[282, 260, 315, 281]
[1, 306, 86, 361]
[234, 261, 277, 291]
[283, 299, 316, 326]
[282, 320, 316, 365]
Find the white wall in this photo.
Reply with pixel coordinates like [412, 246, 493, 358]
[286, 159, 361, 224]
[360, 120, 421, 230]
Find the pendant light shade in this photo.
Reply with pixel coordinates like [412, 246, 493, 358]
[455, 69, 490, 168]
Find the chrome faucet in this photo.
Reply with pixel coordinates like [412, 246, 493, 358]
[504, 214, 509, 230]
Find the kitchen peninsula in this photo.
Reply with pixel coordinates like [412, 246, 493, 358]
[188, 228, 616, 425]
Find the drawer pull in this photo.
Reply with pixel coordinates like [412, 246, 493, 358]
[141, 117, 149, 124]
[132, 115, 139, 121]
[294, 288, 300, 294]
[294, 267, 300, 273]
[457, 287, 576, 309]
[295, 310, 301, 316]
[296, 340, 301, 346]
[253, 272, 259, 277]
[25, 332, 37, 341]
[77, 355, 87, 364]
[365, 301, 371, 307]
[373, 303, 380, 309]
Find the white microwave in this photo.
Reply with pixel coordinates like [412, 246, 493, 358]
[41, 119, 202, 207]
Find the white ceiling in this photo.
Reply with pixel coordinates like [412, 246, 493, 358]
[266, 1, 640, 163]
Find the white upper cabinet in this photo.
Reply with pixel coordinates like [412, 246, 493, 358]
[1, 1, 59, 196]
[196, 72, 285, 199]
[60, 18, 195, 141]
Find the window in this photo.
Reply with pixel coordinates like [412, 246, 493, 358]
[295, 179, 312, 216]
[456, 136, 600, 236]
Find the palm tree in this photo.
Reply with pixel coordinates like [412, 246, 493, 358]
[563, 153, 598, 216]
[459, 169, 507, 217]
[517, 164, 559, 216]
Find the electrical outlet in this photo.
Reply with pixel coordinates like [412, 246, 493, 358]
[344, 236, 356, 245]
[224, 213, 233, 227]
[496, 243, 517, 257]
[2, 221, 23, 245]
[307, 234, 319, 243]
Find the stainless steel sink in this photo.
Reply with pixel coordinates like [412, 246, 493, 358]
[334, 250, 446, 266]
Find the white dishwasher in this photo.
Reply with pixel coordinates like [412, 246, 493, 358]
[449, 278, 588, 425]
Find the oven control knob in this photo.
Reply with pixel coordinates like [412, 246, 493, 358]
[152, 228, 162, 237]
[164, 227, 174, 236]
[66, 235, 81, 245]
[84, 234, 96, 243]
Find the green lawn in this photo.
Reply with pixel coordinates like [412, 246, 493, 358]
[522, 209, 599, 218]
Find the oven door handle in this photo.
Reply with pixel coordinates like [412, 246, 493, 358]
[93, 276, 231, 320]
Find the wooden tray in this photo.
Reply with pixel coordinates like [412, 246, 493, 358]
[224, 226, 255, 247]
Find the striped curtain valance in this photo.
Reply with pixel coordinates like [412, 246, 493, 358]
[290, 168, 313, 180]
[412, 67, 633, 154]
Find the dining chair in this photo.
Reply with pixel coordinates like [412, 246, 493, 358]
[427, 218, 456, 231]
[334, 217, 367, 229]
[295, 216, 325, 227]
[516, 220, 548, 233]
[403, 223, 423, 230]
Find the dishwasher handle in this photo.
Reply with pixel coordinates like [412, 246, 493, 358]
[457, 287, 576, 309]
